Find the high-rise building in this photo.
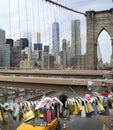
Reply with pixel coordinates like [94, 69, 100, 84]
[42, 54, 54, 69]
[71, 20, 81, 57]
[6, 39, 14, 48]
[44, 45, 49, 54]
[61, 39, 67, 69]
[24, 32, 32, 61]
[71, 20, 81, 69]
[34, 43, 42, 60]
[20, 38, 29, 50]
[37, 32, 41, 43]
[34, 43, 42, 50]
[15, 38, 29, 50]
[11, 46, 21, 68]
[52, 22, 60, 63]
[0, 29, 5, 44]
[66, 41, 71, 68]
[0, 44, 10, 68]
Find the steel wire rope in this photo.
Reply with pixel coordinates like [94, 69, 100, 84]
[18, 0, 21, 38]
[25, 0, 31, 60]
[53, 3, 60, 62]
[43, 0, 56, 53]
[58, 0, 63, 53]
[45, 0, 51, 49]
[25, 0, 29, 39]
[46, 0, 85, 15]
[56, 0, 62, 54]
[8, 0, 11, 38]
[50, 0, 58, 51]
[43, 1, 72, 54]
[41, 0, 46, 45]
[31, 0, 35, 43]
[49, 1, 55, 54]
[40, 26, 71, 46]
[43, 0, 48, 44]
[36, 0, 41, 42]
[44, 0, 51, 69]
[61, 6, 71, 42]
[65, 9, 73, 42]
[60, 3, 66, 50]
[61, 10, 70, 44]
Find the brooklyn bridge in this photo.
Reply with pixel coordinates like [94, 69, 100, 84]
[0, 0, 113, 130]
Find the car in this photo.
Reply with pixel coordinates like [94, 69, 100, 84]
[17, 117, 60, 130]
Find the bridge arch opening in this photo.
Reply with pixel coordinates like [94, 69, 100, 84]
[86, 9, 113, 70]
[97, 29, 112, 69]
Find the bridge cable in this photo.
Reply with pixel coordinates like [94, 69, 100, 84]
[45, 0, 51, 48]
[36, 0, 41, 40]
[18, 0, 21, 38]
[31, 0, 35, 43]
[8, 0, 11, 38]
[45, 0, 85, 15]
[42, 0, 46, 44]
[25, 0, 29, 38]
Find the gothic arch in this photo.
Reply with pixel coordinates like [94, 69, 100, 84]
[96, 27, 110, 41]
[86, 8, 113, 70]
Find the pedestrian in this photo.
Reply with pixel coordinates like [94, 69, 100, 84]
[2, 104, 11, 130]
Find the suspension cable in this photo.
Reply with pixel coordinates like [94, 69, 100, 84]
[45, 0, 85, 15]
[42, 0, 46, 44]
[18, 0, 21, 38]
[31, 0, 35, 43]
[45, 0, 50, 47]
[8, 0, 11, 38]
[37, 0, 41, 40]
[25, 0, 29, 36]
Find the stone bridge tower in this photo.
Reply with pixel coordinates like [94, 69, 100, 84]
[86, 8, 113, 70]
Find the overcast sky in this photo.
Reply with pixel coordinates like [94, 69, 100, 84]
[0, 0, 113, 63]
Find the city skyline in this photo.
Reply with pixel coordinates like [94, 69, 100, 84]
[0, 0, 112, 63]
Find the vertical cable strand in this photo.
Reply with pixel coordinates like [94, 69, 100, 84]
[31, 0, 35, 43]
[8, 0, 11, 38]
[18, 0, 21, 38]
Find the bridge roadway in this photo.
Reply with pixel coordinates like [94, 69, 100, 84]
[0, 75, 112, 93]
[0, 69, 112, 96]
[0, 69, 104, 78]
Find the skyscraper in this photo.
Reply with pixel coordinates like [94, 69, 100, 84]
[0, 29, 5, 44]
[52, 22, 60, 63]
[71, 20, 81, 69]
[71, 20, 81, 57]
[0, 44, 10, 68]
[37, 32, 41, 43]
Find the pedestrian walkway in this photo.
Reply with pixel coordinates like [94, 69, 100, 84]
[100, 108, 113, 130]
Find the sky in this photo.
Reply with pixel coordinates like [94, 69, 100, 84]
[60, 0, 113, 63]
[0, 0, 113, 63]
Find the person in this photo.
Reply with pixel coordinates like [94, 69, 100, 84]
[102, 71, 107, 79]
[101, 81, 108, 92]
[101, 90, 108, 97]
[2, 103, 12, 130]
[101, 90, 109, 116]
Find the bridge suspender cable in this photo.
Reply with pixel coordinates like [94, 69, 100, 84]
[8, 0, 11, 38]
[18, 0, 21, 38]
[31, 0, 35, 43]
[45, 0, 86, 15]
